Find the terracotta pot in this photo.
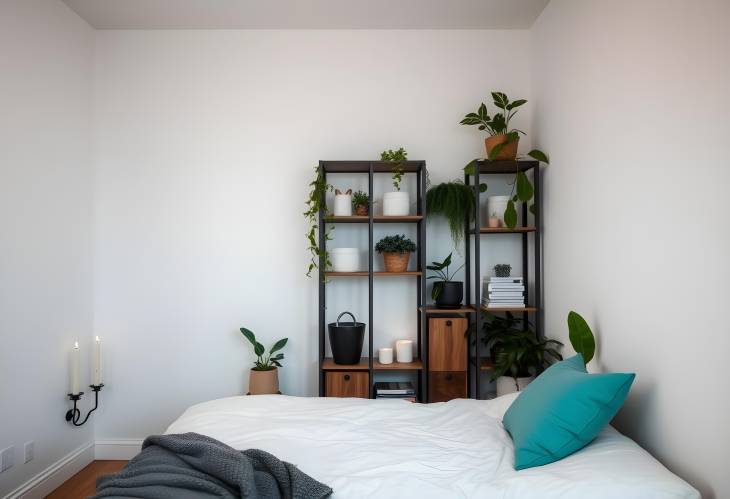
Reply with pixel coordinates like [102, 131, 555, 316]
[485, 134, 519, 160]
[354, 205, 368, 216]
[382, 252, 410, 272]
[248, 367, 279, 395]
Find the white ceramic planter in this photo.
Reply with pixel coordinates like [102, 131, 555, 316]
[496, 375, 534, 396]
[334, 193, 352, 216]
[383, 191, 410, 216]
[331, 247, 360, 272]
[486, 195, 522, 225]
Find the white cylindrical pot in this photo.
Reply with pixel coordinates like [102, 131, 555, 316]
[383, 191, 410, 216]
[395, 339, 413, 363]
[378, 347, 393, 365]
[496, 375, 534, 397]
[486, 195, 520, 225]
[331, 247, 360, 272]
[334, 194, 352, 216]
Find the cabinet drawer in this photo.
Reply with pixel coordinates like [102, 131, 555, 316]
[429, 317, 467, 371]
[428, 371, 467, 402]
[325, 371, 369, 398]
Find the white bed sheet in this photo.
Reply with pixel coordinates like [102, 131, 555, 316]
[166, 394, 698, 499]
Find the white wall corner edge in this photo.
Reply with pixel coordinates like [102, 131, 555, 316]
[94, 439, 143, 460]
[3, 441, 94, 499]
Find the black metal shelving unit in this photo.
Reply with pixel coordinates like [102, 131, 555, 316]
[464, 159, 542, 400]
[317, 160, 428, 401]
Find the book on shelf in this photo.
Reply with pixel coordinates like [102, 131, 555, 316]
[489, 277, 523, 283]
[488, 292, 524, 299]
[485, 302, 525, 309]
[374, 381, 415, 397]
[488, 283, 525, 290]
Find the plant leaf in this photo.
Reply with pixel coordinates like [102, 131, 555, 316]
[492, 92, 509, 109]
[504, 200, 518, 228]
[567, 311, 596, 364]
[477, 102, 488, 120]
[270, 338, 288, 354]
[463, 160, 477, 175]
[527, 149, 550, 164]
[516, 171, 534, 202]
[479, 182, 488, 193]
[254, 342, 265, 357]
[488, 142, 505, 160]
[506, 99, 527, 110]
[432, 281, 443, 300]
[240, 327, 257, 347]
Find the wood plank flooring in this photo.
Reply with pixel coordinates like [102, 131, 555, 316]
[46, 460, 127, 498]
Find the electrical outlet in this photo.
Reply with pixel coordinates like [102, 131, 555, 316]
[0, 446, 14, 472]
[24, 441, 34, 463]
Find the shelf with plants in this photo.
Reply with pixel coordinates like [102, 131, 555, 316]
[308, 153, 428, 401]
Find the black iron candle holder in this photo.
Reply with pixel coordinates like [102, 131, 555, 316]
[66, 384, 104, 426]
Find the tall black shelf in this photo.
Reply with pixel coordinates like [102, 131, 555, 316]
[464, 159, 542, 400]
[317, 160, 428, 401]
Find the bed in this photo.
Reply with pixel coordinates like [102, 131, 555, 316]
[165, 394, 699, 499]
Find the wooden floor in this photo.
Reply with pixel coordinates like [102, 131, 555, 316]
[46, 460, 127, 498]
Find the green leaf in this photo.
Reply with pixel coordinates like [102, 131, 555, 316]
[504, 200, 518, 229]
[479, 182, 488, 193]
[492, 92, 509, 109]
[477, 102, 488, 120]
[527, 149, 550, 164]
[254, 342, 265, 357]
[516, 171, 534, 202]
[529, 203, 536, 215]
[432, 281, 444, 300]
[460, 117, 482, 125]
[567, 311, 596, 364]
[506, 99, 527, 110]
[443, 253, 452, 267]
[487, 142, 505, 160]
[240, 327, 257, 347]
[270, 338, 288, 354]
[463, 160, 477, 175]
[506, 131, 520, 142]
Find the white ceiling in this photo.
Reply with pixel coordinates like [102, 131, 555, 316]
[61, 0, 550, 29]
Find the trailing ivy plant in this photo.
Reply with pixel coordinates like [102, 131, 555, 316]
[380, 147, 407, 191]
[461, 92, 550, 229]
[425, 180, 486, 248]
[304, 166, 333, 277]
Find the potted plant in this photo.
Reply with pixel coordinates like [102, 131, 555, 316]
[239, 327, 288, 395]
[352, 190, 369, 216]
[425, 180, 485, 248]
[469, 312, 562, 396]
[381, 147, 409, 216]
[375, 234, 416, 272]
[494, 264, 511, 278]
[427, 253, 465, 308]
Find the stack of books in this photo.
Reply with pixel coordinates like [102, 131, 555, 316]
[482, 277, 525, 308]
[374, 381, 416, 400]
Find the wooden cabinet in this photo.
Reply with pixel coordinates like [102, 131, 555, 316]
[325, 372, 369, 398]
[428, 317, 468, 401]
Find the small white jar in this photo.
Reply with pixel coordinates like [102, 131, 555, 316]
[331, 247, 360, 272]
[378, 347, 393, 365]
[395, 339, 413, 363]
[383, 191, 410, 216]
[334, 192, 352, 216]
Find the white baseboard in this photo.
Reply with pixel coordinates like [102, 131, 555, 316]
[4, 441, 94, 499]
[94, 439, 143, 460]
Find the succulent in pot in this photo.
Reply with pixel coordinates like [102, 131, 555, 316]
[352, 190, 369, 216]
[494, 264, 511, 278]
[427, 252, 465, 308]
[375, 234, 416, 272]
[381, 147, 410, 216]
[239, 327, 288, 395]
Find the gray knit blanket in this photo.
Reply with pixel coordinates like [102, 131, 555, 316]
[92, 432, 332, 499]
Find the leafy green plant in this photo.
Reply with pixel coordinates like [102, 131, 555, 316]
[351, 190, 369, 209]
[304, 166, 333, 277]
[427, 252, 464, 300]
[467, 312, 563, 380]
[425, 180, 486, 247]
[568, 311, 596, 364]
[375, 234, 416, 254]
[381, 147, 408, 191]
[494, 264, 511, 278]
[240, 327, 288, 371]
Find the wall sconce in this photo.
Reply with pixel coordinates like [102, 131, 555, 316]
[66, 384, 104, 426]
[66, 337, 104, 427]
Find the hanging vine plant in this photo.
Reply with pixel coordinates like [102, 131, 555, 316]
[426, 180, 486, 248]
[304, 166, 333, 277]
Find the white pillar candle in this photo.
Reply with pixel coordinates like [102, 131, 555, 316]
[92, 336, 102, 385]
[395, 340, 413, 363]
[378, 347, 393, 365]
[70, 341, 80, 394]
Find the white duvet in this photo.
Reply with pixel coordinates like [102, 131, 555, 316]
[166, 394, 698, 499]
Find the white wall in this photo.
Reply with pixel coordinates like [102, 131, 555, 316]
[0, 0, 94, 496]
[92, 29, 532, 438]
[531, 1, 730, 497]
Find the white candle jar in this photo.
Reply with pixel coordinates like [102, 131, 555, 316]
[331, 248, 360, 272]
[395, 339, 413, 363]
[378, 347, 393, 365]
[334, 191, 352, 216]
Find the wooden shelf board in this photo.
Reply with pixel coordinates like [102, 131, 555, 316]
[322, 358, 369, 370]
[325, 271, 369, 277]
[325, 271, 423, 277]
[481, 305, 538, 313]
[478, 226, 536, 234]
[420, 305, 476, 314]
[374, 359, 423, 370]
[373, 271, 422, 277]
[325, 215, 423, 223]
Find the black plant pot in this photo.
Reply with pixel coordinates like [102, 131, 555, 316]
[328, 311, 366, 364]
[434, 281, 464, 309]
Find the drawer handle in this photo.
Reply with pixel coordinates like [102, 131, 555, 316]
[344, 374, 351, 381]
[446, 320, 452, 327]
[445, 374, 453, 381]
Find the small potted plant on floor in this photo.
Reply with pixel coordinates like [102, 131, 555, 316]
[470, 312, 562, 396]
[375, 234, 416, 272]
[352, 190, 369, 216]
[427, 253, 465, 308]
[381, 147, 410, 216]
[239, 327, 288, 395]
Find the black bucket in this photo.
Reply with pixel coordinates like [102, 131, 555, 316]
[328, 311, 366, 365]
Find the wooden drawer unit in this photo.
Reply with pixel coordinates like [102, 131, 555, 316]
[428, 317, 467, 371]
[325, 371, 369, 398]
[428, 371, 467, 402]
